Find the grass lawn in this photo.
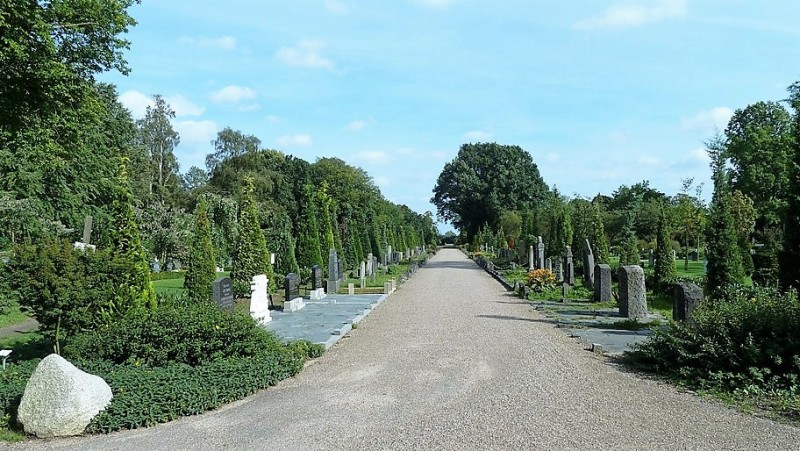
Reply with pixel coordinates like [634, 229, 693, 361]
[152, 271, 231, 296]
[0, 302, 29, 329]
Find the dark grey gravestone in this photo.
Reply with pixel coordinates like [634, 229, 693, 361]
[545, 257, 552, 272]
[82, 215, 93, 244]
[535, 236, 545, 270]
[593, 264, 612, 302]
[311, 265, 323, 290]
[337, 260, 345, 281]
[563, 246, 575, 286]
[561, 282, 570, 301]
[285, 273, 300, 301]
[689, 250, 699, 262]
[213, 277, 234, 311]
[674, 282, 704, 322]
[582, 239, 594, 290]
[619, 265, 646, 319]
[554, 260, 563, 282]
[327, 249, 340, 293]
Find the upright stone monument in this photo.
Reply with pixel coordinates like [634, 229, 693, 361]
[593, 264, 612, 302]
[619, 265, 647, 320]
[582, 239, 595, 290]
[310, 265, 326, 300]
[535, 236, 545, 270]
[327, 249, 340, 294]
[648, 249, 655, 268]
[249, 274, 271, 324]
[213, 277, 235, 311]
[73, 215, 97, 252]
[283, 273, 305, 312]
[545, 257, 553, 272]
[563, 245, 575, 286]
[366, 253, 374, 276]
[528, 245, 535, 269]
[674, 282, 704, 322]
[554, 260, 563, 282]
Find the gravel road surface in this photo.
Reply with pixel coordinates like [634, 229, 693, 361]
[8, 248, 800, 450]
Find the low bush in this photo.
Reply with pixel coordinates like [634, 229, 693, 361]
[525, 269, 556, 292]
[623, 284, 800, 392]
[0, 360, 39, 430]
[63, 302, 284, 367]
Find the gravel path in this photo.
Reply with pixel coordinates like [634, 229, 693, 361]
[9, 248, 800, 450]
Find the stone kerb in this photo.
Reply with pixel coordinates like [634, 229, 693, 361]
[618, 265, 647, 319]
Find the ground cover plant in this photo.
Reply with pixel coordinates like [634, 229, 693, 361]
[622, 284, 800, 422]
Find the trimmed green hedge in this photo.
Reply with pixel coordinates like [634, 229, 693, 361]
[150, 271, 186, 281]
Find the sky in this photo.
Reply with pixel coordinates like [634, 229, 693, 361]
[100, 0, 800, 231]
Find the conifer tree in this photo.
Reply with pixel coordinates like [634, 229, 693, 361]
[780, 82, 800, 288]
[184, 198, 217, 303]
[654, 204, 677, 289]
[231, 177, 271, 298]
[619, 210, 640, 266]
[705, 135, 745, 297]
[589, 202, 610, 264]
[295, 184, 324, 270]
[110, 157, 156, 311]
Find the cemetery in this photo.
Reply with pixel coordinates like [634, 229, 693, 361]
[2, 1, 800, 447]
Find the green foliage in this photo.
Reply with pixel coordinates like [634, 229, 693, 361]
[780, 83, 800, 289]
[231, 178, 271, 298]
[0, 359, 39, 430]
[432, 143, 548, 240]
[149, 271, 185, 281]
[654, 204, 677, 290]
[589, 202, 610, 264]
[111, 159, 156, 311]
[63, 302, 284, 367]
[6, 242, 131, 341]
[184, 199, 217, 304]
[623, 285, 800, 393]
[295, 184, 324, 270]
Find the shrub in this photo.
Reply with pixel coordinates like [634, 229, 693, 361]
[184, 199, 217, 304]
[149, 271, 185, 281]
[526, 269, 556, 292]
[63, 302, 284, 367]
[623, 284, 800, 392]
[0, 360, 39, 430]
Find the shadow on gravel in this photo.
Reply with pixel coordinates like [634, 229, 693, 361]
[423, 260, 482, 270]
[477, 314, 553, 324]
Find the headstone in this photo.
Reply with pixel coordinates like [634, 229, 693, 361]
[338, 260, 345, 281]
[563, 246, 574, 286]
[213, 277, 234, 311]
[359, 261, 366, 279]
[674, 282, 704, 322]
[250, 274, 272, 322]
[166, 261, 174, 271]
[582, 239, 594, 290]
[360, 277, 366, 289]
[554, 260, 563, 282]
[283, 273, 305, 312]
[81, 215, 92, 244]
[619, 265, 647, 319]
[648, 249, 655, 268]
[372, 256, 378, 278]
[151, 258, 161, 273]
[672, 249, 677, 261]
[545, 257, 553, 272]
[394, 251, 403, 263]
[561, 282, 570, 301]
[528, 245, 534, 269]
[311, 265, 323, 290]
[348, 283, 355, 295]
[17, 354, 112, 438]
[593, 264, 612, 302]
[387, 245, 393, 263]
[327, 249, 340, 293]
[535, 236, 545, 270]
[367, 253, 374, 276]
[689, 250, 699, 262]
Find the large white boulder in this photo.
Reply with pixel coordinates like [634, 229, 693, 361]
[17, 354, 113, 438]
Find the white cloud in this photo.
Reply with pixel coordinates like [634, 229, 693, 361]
[166, 94, 204, 117]
[398, 148, 415, 156]
[353, 151, 390, 165]
[324, 0, 347, 14]
[411, 0, 457, 9]
[348, 120, 366, 131]
[180, 36, 237, 50]
[463, 130, 493, 141]
[277, 134, 313, 147]
[432, 151, 448, 160]
[690, 147, 711, 163]
[681, 107, 734, 133]
[276, 40, 334, 70]
[545, 153, 560, 162]
[574, 0, 687, 31]
[637, 155, 662, 166]
[173, 120, 218, 168]
[211, 85, 257, 104]
[237, 103, 262, 113]
[119, 90, 152, 119]
[265, 115, 281, 124]
[119, 91, 204, 119]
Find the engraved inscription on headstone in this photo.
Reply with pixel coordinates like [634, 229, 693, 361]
[213, 277, 235, 311]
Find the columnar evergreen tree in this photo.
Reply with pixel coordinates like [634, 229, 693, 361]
[317, 184, 336, 256]
[184, 198, 217, 303]
[780, 82, 800, 288]
[619, 210, 640, 266]
[295, 184, 324, 270]
[705, 135, 745, 298]
[231, 178, 271, 298]
[589, 202, 610, 264]
[653, 204, 677, 289]
[110, 158, 156, 311]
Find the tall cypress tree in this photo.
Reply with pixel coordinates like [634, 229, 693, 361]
[780, 82, 800, 288]
[654, 204, 677, 289]
[110, 157, 156, 311]
[295, 184, 324, 270]
[619, 211, 640, 266]
[184, 198, 217, 304]
[231, 177, 271, 298]
[705, 134, 745, 298]
[589, 202, 610, 264]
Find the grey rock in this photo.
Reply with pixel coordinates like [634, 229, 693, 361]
[674, 282, 704, 322]
[619, 265, 647, 319]
[593, 264, 612, 302]
[18, 354, 112, 438]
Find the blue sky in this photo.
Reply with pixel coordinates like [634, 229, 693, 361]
[101, 0, 800, 229]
